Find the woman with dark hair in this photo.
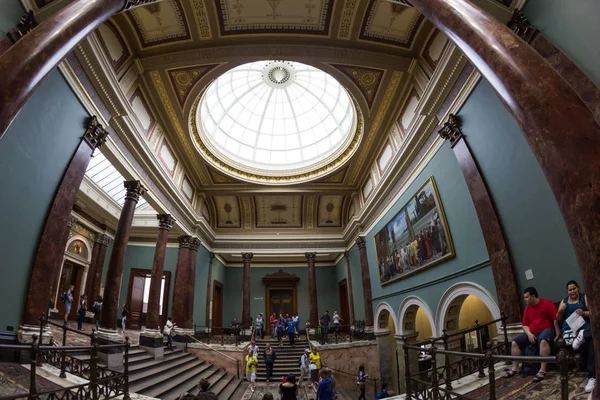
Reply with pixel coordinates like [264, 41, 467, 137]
[77, 294, 87, 330]
[357, 364, 368, 400]
[556, 280, 596, 393]
[92, 296, 102, 330]
[279, 374, 298, 400]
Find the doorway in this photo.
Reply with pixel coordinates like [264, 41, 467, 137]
[212, 281, 223, 334]
[126, 268, 171, 330]
[269, 290, 295, 319]
[57, 260, 85, 321]
[262, 269, 299, 336]
[337, 279, 350, 332]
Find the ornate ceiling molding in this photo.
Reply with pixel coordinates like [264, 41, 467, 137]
[167, 63, 219, 107]
[337, 0, 360, 40]
[126, 0, 191, 47]
[359, 0, 425, 48]
[329, 63, 385, 109]
[190, 0, 212, 39]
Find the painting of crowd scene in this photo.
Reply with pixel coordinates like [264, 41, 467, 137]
[374, 177, 454, 285]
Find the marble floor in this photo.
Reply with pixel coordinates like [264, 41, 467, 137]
[45, 318, 140, 346]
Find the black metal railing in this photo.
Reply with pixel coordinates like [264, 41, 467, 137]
[192, 324, 249, 346]
[306, 320, 368, 343]
[403, 340, 573, 400]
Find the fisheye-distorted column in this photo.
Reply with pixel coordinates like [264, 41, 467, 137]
[241, 252, 253, 327]
[171, 236, 191, 332]
[344, 251, 356, 325]
[356, 237, 374, 329]
[306, 252, 318, 326]
[205, 253, 215, 328]
[404, 0, 600, 379]
[100, 180, 146, 331]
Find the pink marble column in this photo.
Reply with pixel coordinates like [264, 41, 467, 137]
[355, 237, 374, 328]
[344, 251, 356, 325]
[306, 252, 318, 326]
[171, 236, 192, 331]
[241, 253, 253, 327]
[205, 253, 215, 328]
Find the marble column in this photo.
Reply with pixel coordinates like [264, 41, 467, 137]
[205, 253, 215, 328]
[49, 215, 78, 307]
[182, 237, 201, 331]
[355, 237, 374, 330]
[99, 181, 146, 335]
[306, 252, 318, 326]
[19, 117, 107, 344]
[375, 330, 394, 392]
[241, 252, 253, 327]
[140, 214, 175, 357]
[171, 236, 194, 336]
[344, 251, 356, 325]
[404, 0, 600, 380]
[395, 332, 420, 394]
[0, 0, 160, 139]
[439, 115, 521, 323]
[84, 232, 111, 303]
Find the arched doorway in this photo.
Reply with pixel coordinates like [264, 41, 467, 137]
[398, 296, 435, 341]
[375, 303, 398, 395]
[56, 236, 92, 320]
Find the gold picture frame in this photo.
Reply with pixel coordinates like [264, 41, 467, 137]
[374, 176, 455, 286]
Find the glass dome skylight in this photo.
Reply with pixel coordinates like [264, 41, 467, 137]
[197, 60, 356, 172]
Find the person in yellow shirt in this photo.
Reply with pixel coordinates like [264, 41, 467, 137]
[245, 348, 258, 393]
[309, 348, 322, 387]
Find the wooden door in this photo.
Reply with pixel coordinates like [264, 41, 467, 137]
[212, 281, 223, 334]
[268, 289, 294, 334]
[338, 279, 350, 333]
[57, 261, 84, 321]
[129, 275, 145, 329]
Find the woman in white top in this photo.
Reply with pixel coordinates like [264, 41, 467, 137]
[333, 311, 343, 334]
[164, 317, 176, 350]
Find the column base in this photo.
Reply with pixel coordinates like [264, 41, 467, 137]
[18, 324, 53, 345]
[139, 329, 164, 359]
[173, 328, 194, 343]
[496, 323, 523, 342]
[364, 325, 375, 340]
[96, 328, 125, 368]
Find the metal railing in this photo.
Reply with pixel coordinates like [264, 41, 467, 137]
[306, 320, 368, 344]
[403, 340, 573, 400]
[184, 334, 240, 378]
[192, 324, 250, 346]
[320, 364, 379, 398]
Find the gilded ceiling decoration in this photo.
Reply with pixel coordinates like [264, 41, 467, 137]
[255, 196, 303, 228]
[216, 0, 334, 35]
[208, 167, 240, 184]
[214, 196, 242, 228]
[330, 64, 385, 109]
[167, 64, 219, 107]
[359, 0, 425, 48]
[127, 0, 190, 47]
[314, 166, 347, 183]
[317, 195, 343, 227]
[338, 0, 360, 40]
[190, 0, 212, 39]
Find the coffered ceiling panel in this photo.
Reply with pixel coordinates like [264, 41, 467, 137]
[330, 64, 385, 109]
[359, 0, 425, 47]
[127, 0, 190, 47]
[215, 0, 334, 36]
[214, 196, 242, 228]
[317, 195, 344, 227]
[255, 196, 303, 228]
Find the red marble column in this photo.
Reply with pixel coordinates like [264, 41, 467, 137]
[89, 234, 111, 301]
[355, 237, 374, 328]
[49, 215, 78, 305]
[0, 0, 160, 139]
[205, 253, 215, 328]
[241, 253, 253, 327]
[182, 238, 201, 330]
[306, 252, 318, 326]
[171, 236, 191, 330]
[145, 214, 175, 332]
[99, 180, 146, 331]
[21, 117, 107, 333]
[439, 115, 521, 323]
[344, 251, 356, 325]
[407, 0, 600, 379]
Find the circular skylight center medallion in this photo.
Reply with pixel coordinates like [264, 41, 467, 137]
[195, 60, 358, 178]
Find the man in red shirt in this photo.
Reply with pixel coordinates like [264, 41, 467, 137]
[506, 287, 560, 382]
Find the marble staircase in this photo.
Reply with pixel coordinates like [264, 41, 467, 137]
[254, 338, 308, 382]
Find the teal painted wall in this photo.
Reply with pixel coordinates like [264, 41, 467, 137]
[223, 268, 243, 324]
[524, 0, 600, 86]
[457, 79, 580, 300]
[0, 0, 23, 35]
[0, 70, 90, 332]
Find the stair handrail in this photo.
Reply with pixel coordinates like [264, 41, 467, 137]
[184, 333, 240, 378]
[320, 364, 379, 395]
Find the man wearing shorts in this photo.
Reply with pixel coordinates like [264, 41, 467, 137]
[506, 287, 559, 382]
[64, 285, 74, 322]
[245, 348, 258, 393]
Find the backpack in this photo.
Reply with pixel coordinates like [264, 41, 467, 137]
[299, 355, 303, 367]
[60, 292, 67, 304]
[520, 343, 540, 377]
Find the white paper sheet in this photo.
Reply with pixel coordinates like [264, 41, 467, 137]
[566, 312, 586, 332]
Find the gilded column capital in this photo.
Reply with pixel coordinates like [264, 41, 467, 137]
[123, 180, 147, 203]
[305, 252, 317, 262]
[190, 238, 201, 252]
[438, 114, 463, 148]
[355, 236, 366, 249]
[67, 215, 78, 228]
[241, 252, 253, 262]
[83, 116, 109, 150]
[178, 235, 192, 248]
[157, 214, 175, 230]
[507, 9, 537, 43]
[94, 233, 111, 246]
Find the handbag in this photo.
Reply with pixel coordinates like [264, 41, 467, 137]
[563, 329, 577, 347]
[309, 363, 317, 371]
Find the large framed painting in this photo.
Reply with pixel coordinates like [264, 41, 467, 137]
[374, 176, 454, 285]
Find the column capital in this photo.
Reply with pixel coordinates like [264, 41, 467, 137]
[355, 236, 366, 249]
[209, 252, 215, 261]
[241, 252, 253, 262]
[178, 235, 192, 248]
[94, 233, 111, 246]
[438, 113, 463, 148]
[7, 11, 36, 44]
[343, 251, 350, 262]
[67, 215, 78, 228]
[190, 238, 201, 251]
[305, 252, 317, 262]
[119, 0, 161, 12]
[157, 214, 175, 230]
[124, 180, 147, 203]
[507, 8, 537, 43]
[83, 116, 109, 150]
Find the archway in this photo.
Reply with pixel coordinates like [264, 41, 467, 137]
[375, 303, 399, 395]
[436, 283, 501, 352]
[398, 296, 435, 341]
[55, 235, 93, 319]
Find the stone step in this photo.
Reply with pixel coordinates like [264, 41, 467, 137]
[131, 359, 208, 395]
[160, 367, 228, 400]
[141, 363, 219, 398]
[129, 354, 198, 385]
[128, 348, 186, 372]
